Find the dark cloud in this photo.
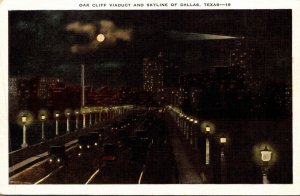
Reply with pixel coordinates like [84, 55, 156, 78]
[65, 20, 133, 54]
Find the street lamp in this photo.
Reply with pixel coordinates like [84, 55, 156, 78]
[220, 135, 227, 183]
[192, 120, 198, 146]
[188, 118, 193, 142]
[41, 114, 46, 141]
[66, 111, 71, 133]
[75, 110, 79, 130]
[260, 145, 272, 184]
[205, 125, 211, 133]
[184, 117, 190, 137]
[82, 111, 86, 128]
[55, 112, 60, 136]
[205, 125, 211, 165]
[220, 136, 227, 145]
[89, 109, 92, 126]
[21, 115, 28, 148]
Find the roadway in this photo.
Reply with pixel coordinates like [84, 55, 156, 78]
[10, 111, 180, 184]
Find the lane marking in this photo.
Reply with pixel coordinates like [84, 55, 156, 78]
[10, 159, 49, 180]
[85, 169, 100, 184]
[65, 139, 78, 147]
[138, 170, 144, 184]
[10, 139, 78, 174]
[34, 166, 63, 184]
[9, 151, 49, 173]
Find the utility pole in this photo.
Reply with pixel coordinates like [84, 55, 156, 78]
[81, 64, 85, 107]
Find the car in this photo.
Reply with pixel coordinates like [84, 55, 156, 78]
[48, 145, 67, 166]
[88, 132, 101, 147]
[102, 143, 117, 161]
[78, 135, 91, 151]
[111, 121, 121, 131]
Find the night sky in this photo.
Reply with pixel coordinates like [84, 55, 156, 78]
[9, 10, 291, 86]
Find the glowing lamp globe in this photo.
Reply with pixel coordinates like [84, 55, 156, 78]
[41, 114, 46, 120]
[220, 136, 227, 144]
[21, 115, 27, 124]
[261, 146, 272, 162]
[205, 125, 211, 133]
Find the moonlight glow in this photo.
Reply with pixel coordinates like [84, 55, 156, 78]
[96, 34, 105, 42]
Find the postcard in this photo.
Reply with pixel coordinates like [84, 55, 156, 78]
[0, 0, 299, 195]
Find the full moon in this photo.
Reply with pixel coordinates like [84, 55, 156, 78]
[96, 34, 105, 42]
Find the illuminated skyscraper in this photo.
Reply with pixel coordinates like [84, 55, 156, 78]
[143, 54, 164, 94]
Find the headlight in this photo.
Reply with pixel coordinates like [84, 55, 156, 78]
[79, 145, 82, 149]
[49, 158, 53, 163]
[78, 153, 82, 157]
[87, 145, 90, 149]
[94, 142, 98, 146]
[57, 158, 61, 163]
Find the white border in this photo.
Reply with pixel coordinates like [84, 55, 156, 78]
[1, 0, 300, 195]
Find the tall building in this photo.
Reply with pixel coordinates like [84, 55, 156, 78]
[47, 78, 66, 111]
[143, 56, 164, 93]
[9, 77, 19, 118]
[229, 39, 256, 87]
[37, 77, 48, 100]
[143, 52, 180, 104]
[17, 79, 31, 110]
[9, 77, 18, 97]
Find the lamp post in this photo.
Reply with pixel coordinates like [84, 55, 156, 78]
[75, 110, 79, 130]
[189, 118, 194, 144]
[220, 135, 227, 183]
[205, 125, 211, 165]
[21, 115, 28, 148]
[41, 114, 46, 141]
[260, 146, 272, 184]
[82, 111, 86, 128]
[179, 114, 183, 129]
[55, 112, 60, 136]
[177, 113, 180, 126]
[66, 112, 70, 133]
[89, 109, 92, 126]
[192, 120, 198, 146]
[185, 117, 190, 138]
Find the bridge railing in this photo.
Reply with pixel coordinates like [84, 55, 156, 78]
[11, 105, 135, 151]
